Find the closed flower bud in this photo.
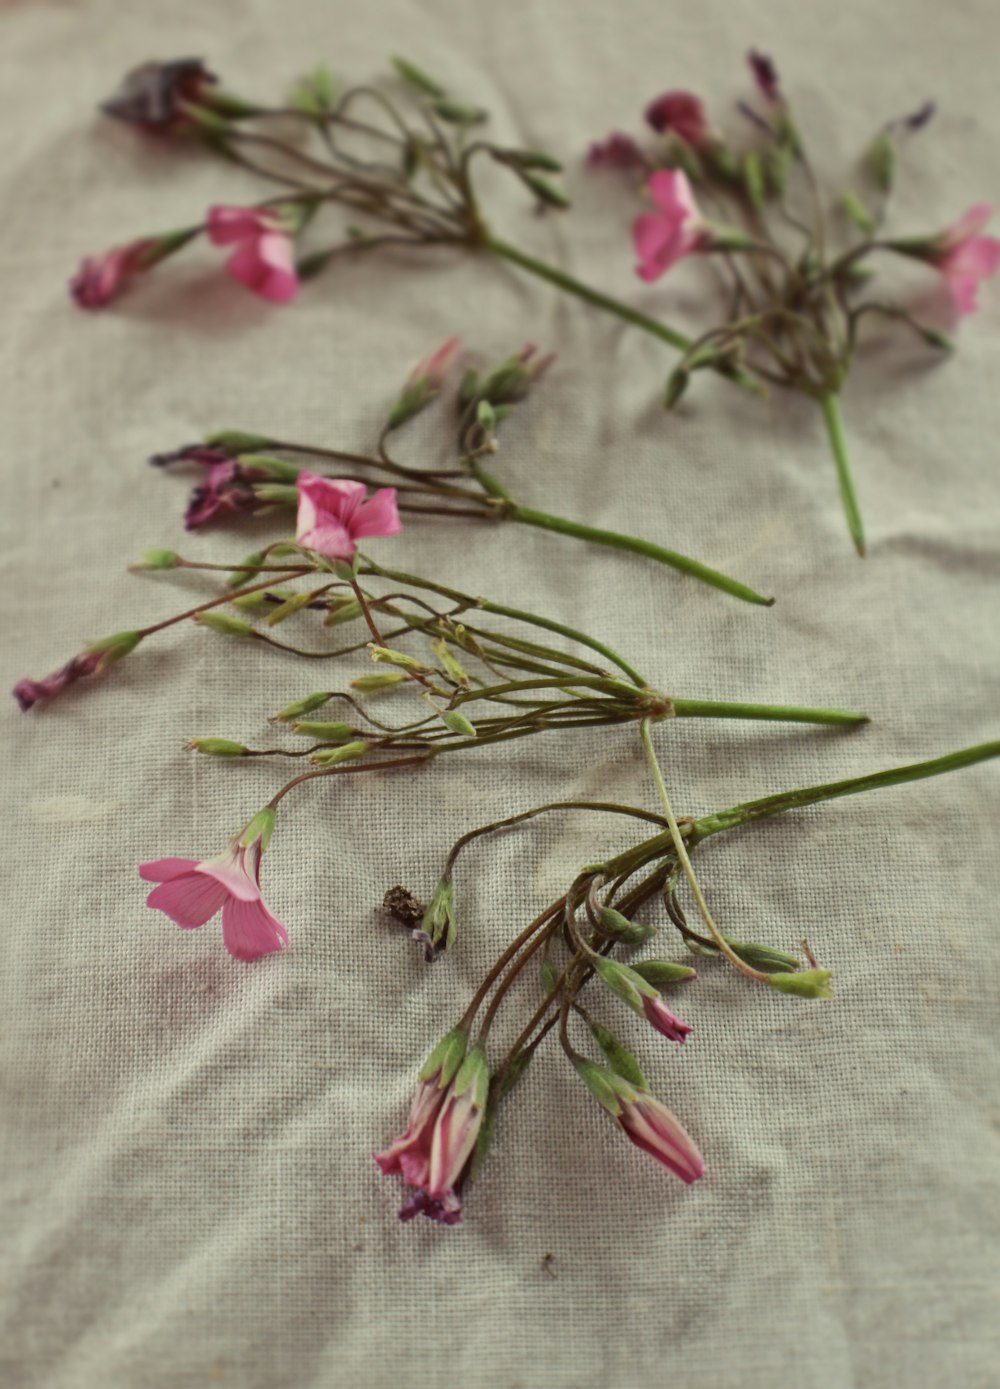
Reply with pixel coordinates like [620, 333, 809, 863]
[86, 630, 143, 667]
[391, 55, 446, 98]
[270, 691, 331, 722]
[226, 550, 268, 586]
[351, 671, 407, 693]
[431, 638, 470, 686]
[589, 1021, 647, 1089]
[742, 149, 766, 210]
[236, 453, 302, 482]
[130, 548, 180, 571]
[597, 907, 656, 944]
[194, 611, 253, 637]
[290, 720, 355, 740]
[439, 709, 477, 737]
[186, 737, 248, 757]
[368, 644, 426, 671]
[308, 739, 369, 766]
[867, 130, 895, 193]
[420, 878, 457, 954]
[768, 968, 833, 999]
[520, 172, 571, 208]
[629, 960, 698, 986]
[324, 597, 363, 627]
[840, 189, 876, 234]
[432, 98, 487, 125]
[232, 587, 295, 609]
[205, 429, 275, 454]
[724, 937, 801, 973]
[265, 590, 318, 626]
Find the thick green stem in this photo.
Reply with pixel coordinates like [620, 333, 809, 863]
[507, 503, 774, 607]
[670, 698, 868, 726]
[820, 392, 865, 557]
[689, 740, 1000, 845]
[483, 234, 763, 394]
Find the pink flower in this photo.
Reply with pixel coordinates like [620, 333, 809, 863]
[576, 1060, 704, 1185]
[183, 457, 269, 529]
[295, 472, 401, 560]
[633, 169, 709, 282]
[644, 91, 708, 147]
[13, 631, 142, 711]
[931, 205, 1000, 313]
[386, 337, 462, 429]
[70, 239, 160, 309]
[376, 1038, 489, 1225]
[139, 808, 288, 962]
[618, 1090, 705, 1184]
[206, 205, 299, 303]
[587, 131, 646, 169]
[641, 994, 694, 1044]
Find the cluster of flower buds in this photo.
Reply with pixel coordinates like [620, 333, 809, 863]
[588, 51, 999, 553]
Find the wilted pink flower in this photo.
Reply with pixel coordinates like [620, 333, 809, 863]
[587, 131, 645, 169]
[206, 205, 299, 303]
[184, 457, 270, 529]
[13, 631, 142, 711]
[101, 58, 218, 132]
[139, 808, 287, 961]
[70, 239, 160, 309]
[641, 994, 694, 1044]
[618, 1090, 705, 1184]
[644, 91, 708, 147]
[296, 472, 401, 560]
[930, 205, 1000, 313]
[633, 169, 709, 281]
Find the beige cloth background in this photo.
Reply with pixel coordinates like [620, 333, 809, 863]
[2, 1, 999, 1386]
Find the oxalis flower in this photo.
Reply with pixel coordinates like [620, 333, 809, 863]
[375, 1037, 489, 1225]
[576, 1060, 704, 1184]
[295, 472, 402, 560]
[633, 169, 710, 281]
[70, 230, 197, 310]
[13, 631, 142, 711]
[902, 204, 1000, 314]
[139, 808, 288, 961]
[206, 205, 299, 303]
[644, 90, 709, 148]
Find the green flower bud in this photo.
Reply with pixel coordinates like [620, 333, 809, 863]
[290, 720, 356, 740]
[539, 959, 560, 994]
[227, 550, 268, 587]
[195, 611, 253, 637]
[86, 630, 143, 668]
[768, 968, 833, 999]
[629, 960, 698, 986]
[205, 429, 274, 453]
[664, 368, 689, 410]
[237, 453, 301, 482]
[129, 548, 180, 571]
[589, 1021, 647, 1089]
[323, 598, 363, 627]
[418, 1027, 468, 1087]
[432, 98, 487, 125]
[308, 740, 370, 766]
[270, 691, 332, 722]
[265, 590, 317, 626]
[391, 55, 446, 98]
[186, 737, 247, 758]
[742, 149, 765, 210]
[840, 189, 876, 234]
[867, 130, 895, 193]
[598, 907, 657, 945]
[252, 483, 298, 506]
[503, 149, 562, 172]
[439, 709, 477, 737]
[724, 937, 801, 974]
[232, 587, 295, 610]
[368, 645, 426, 671]
[520, 172, 571, 208]
[421, 877, 456, 952]
[430, 638, 470, 687]
[351, 671, 407, 693]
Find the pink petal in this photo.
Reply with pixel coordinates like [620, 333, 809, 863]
[621, 1099, 704, 1183]
[945, 202, 994, 246]
[220, 894, 289, 961]
[648, 168, 697, 221]
[350, 488, 402, 539]
[207, 205, 271, 246]
[297, 520, 357, 559]
[138, 857, 201, 883]
[146, 873, 229, 929]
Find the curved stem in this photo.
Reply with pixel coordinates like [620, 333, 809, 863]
[820, 392, 865, 557]
[507, 503, 775, 607]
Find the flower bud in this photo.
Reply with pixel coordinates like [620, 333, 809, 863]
[205, 429, 274, 453]
[503, 149, 563, 172]
[194, 611, 254, 637]
[237, 453, 301, 482]
[290, 720, 356, 740]
[663, 368, 689, 411]
[724, 938, 801, 973]
[840, 189, 875, 235]
[308, 739, 370, 766]
[129, 548, 180, 571]
[232, 588, 295, 610]
[439, 709, 477, 737]
[227, 550, 268, 586]
[252, 483, 298, 506]
[589, 1021, 647, 1089]
[86, 630, 143, 668]
[323, 597, 362, 628]
[629, 960, 697, 986]
[539, 959, 560, 994]
[391, 55, 446, 97]
[420, 878, 456, 953]
[265, 590, 318, 626]
[431, 638, 470, 686]
[186, 736, 248, 757]
[368, 645, 426, 672]
[768, 968, 833, 999]
[742, 149, 765, 210]
[432, 98, 486, 125]
[597, 907, 656, 944]
[866, 131, 895, 193]
[519, 173, 571, 208]
[270, 691, 331, 722]
[351, 671, 407, 693]
[288, 64, 336, 115]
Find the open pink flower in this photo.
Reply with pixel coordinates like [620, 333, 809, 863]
[207, 205, 299, 303]
[139, 809, 287, 961]
[618, 1090, 705, 1184]
[931, 205, 1000, 313]
[296, 472, 401, 560]
[70, 239, 161, 309]
[633, 169, 709, 282]
[644, 91, 708, 147]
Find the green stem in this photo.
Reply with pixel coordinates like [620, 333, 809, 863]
[819, 392, 865, 557]
[507, 503, 774, 607]
[671, 698, 868, 726]
[484, 234, 763, 395]
[689, 740, 1000, 844]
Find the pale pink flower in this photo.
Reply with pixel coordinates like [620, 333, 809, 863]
[930, 204, 1000, 313]
[295, 472, 402, 560]
[206, 205, 299, 303]
[374, 1028, 468, 1211]
[139, 809, 287, 962]
[633, 169, 709, 282]
[70, 239, 160, 309]
[644, 91, 708, 147]
[407, 336, 462, 392]
[641, 994, 694, 1044]
[618, 1090, 705, 1184]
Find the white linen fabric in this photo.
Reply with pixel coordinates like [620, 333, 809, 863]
[1, 1, 998, 1386]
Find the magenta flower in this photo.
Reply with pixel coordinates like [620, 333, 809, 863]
[633, 169, 709, 282]
[184, 457, 269, 529]
[376, 1037, 489, 1225]
[295, 472, 402, 560]
[641, 994, 694, 1044]
[206, 206, 299, 304]
[139, 808, 287, 962]
[101, 58, 218, 132]
[13, 631, 142, 711]
[644, 90, 708, 147]
[576, 1060, 704, 1185]
[70, 238, 161, 309]
[587, 131, 646, 170]
[930, 205, 1000, 313]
